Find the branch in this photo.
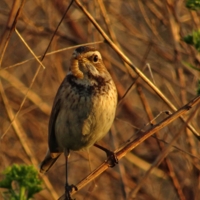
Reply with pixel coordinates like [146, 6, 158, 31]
[58, 95, 200, 200]
[74, 0, 200, 139]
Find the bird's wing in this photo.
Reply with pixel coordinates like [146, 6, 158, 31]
[40, 82, 65, 173]
[40, 149, 61, 173]
[48, 84, 63, 153]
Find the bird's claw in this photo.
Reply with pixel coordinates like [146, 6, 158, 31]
[65, 184, 77, 200]
[106, 151, 118, 167]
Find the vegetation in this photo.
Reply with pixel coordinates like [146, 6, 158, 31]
[0, 164, 42, 200]
[0, 0, 200, 200]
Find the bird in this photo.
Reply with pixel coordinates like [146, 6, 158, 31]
[40, 46, 118, 200]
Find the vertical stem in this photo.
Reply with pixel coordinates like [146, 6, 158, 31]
[19, 185, 26, 200]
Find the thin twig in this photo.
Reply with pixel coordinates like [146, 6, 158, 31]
[74, 0, 200, 139]
[59, 95, 200, 199]
[0, 82, 59, 200]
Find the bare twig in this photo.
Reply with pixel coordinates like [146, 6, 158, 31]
[74, 0, 200, 139]
[0, 82, 59, 200]
[59, 95, 200, 199]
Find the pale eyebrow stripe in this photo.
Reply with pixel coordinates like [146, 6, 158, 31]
[84, 51, 102, 59]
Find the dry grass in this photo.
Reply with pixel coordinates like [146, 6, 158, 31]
[0, 0, 200, 200]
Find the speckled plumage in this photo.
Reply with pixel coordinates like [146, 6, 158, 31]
[40, 46, 117, 173]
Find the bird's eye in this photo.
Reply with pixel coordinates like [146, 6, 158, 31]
[93, 55, 99, 63]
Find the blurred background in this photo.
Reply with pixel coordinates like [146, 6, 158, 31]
[0, 0, 200, 200]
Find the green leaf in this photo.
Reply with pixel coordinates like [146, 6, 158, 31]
[0, 164, 43, 200]
[186, 0, 200, 10]
[197, 80, 200, 95]
[183, 30, 200, 52]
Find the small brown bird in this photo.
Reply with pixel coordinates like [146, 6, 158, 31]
[40, 46, 118, 199]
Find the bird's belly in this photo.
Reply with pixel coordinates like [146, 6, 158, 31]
[55, 92, 117, 151]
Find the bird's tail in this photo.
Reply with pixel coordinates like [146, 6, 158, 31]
[40, 149, 61, 173]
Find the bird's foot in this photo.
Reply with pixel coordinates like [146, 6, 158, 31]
[105, 150, 118, 167]
[94, 144, 118, 167]
[65, 184, 77, 200]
